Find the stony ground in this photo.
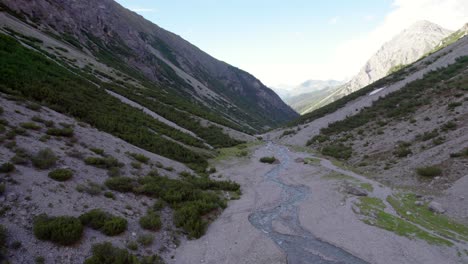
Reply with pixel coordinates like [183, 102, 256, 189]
[0, 94, 192, 263]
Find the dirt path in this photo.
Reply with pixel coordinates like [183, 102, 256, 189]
[173, 143, 465, 264]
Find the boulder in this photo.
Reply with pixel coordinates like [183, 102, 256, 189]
[344, 185, 368, 196]
[428, 201, 445, 214]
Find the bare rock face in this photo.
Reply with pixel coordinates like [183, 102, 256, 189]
[300, 20, 453, 114]
[342, 21, 452, 95]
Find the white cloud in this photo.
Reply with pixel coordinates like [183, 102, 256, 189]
[328, 16, 340, 25]
[131, 8, 156, 13]
[330, 0, 468, 79]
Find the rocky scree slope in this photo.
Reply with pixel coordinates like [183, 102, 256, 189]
[0, 92, 244, 263]
[299, 20, 453, 114]
[0, 0, 298, 131]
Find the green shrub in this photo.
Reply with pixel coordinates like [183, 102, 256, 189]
[20, 122, 41, 130]
[139, 211, 162, 231]
[33, 214, 83, 245]
[10, 148, 30, 165]
[31, 148, 57, 169]
[46, 127, 74, 137]
[84, 156, 123, 169]
[90, 148, 105, 156]
[393, 143, 412, 158]
[105, 177, 134, 192]
[130, 162, 141, 169]
[137, 233, 154, 247]
[259, 156, 276, 164]
[441, 121, 457, 132]
[0, 183, 5, 195]
[0, 225, 6, 262]
[416, 166, 442, 177]
[101, 217, 127, 236]
[307, 134, 329, 145]
[321, 144, 352, 160]
[447, 102, 462, 109]
[35, 256, 45, 264]
[104, 192, 115, 199]
[128, 152, 149, 164]
[127, 241, 138, 251]
[76, 182, 102, 196]
[48, 169, 73, 181]
[79, 209, 127, 236]
[26, 103, 41, 111]
[84, 242, 137, 264]
[0, 106, 3, 115]
[0, 162, 15, 173]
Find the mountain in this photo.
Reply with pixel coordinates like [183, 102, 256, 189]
[0, 0, 297, 132]
[281, 80, 342, 113]
[269, 28, 468, 192]
[298, 20, 453, 114]
[274, 79, 342, 99]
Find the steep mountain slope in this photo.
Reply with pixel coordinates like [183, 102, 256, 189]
[299, 21, 452, 114]
[0, 0, 297, 131]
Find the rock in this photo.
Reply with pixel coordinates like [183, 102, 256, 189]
[6, 193, 18, 202]
[415, 201, 424, 206]
[124, 209, 134, 216]
[294, 158, 304, 163]
[344, 185, 368, 196]
[428, 201, 445, 214]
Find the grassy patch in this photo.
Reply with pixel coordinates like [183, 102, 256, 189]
[321, 172, 354, 181]
[303, 157, 321, 165]
[387, 194, 468, 242]
[416, 166, 442, 177]
[360, 183, 374, 192]
[213, 142, 262, 161]
[355, 197, 452, 245]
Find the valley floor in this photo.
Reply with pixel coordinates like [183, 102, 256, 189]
[174, 142, 468, 264]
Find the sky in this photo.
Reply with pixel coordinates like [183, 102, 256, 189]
[114, 0, 468, 89]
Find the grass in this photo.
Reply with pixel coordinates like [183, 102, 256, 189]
[355, 197, 452, 245]
[321, 172, 354, 181]
[387, 194, 468, 242]
[303, 157, 321, 165]
[360, 183, 374, 192]
[213, 141, 262, 161]
[48, 169, 73, 181]
[416, 166, 442, 177]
